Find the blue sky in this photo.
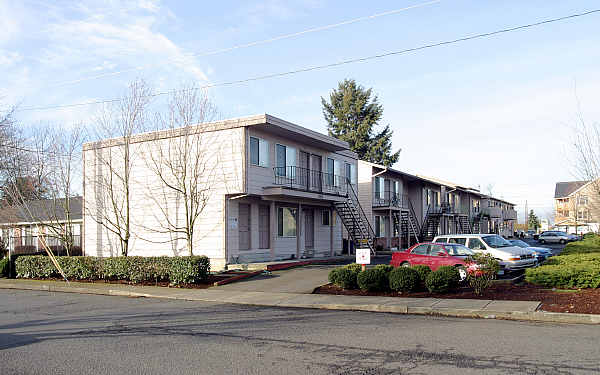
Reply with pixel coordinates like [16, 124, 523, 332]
[2, 0, 600, 222]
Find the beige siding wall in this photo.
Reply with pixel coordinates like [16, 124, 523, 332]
[357, 161, 373, 227]
[83, 127, 245, 270]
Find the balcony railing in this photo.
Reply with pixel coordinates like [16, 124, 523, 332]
[273, 166, 348, 195]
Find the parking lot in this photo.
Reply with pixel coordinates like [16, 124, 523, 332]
[521, 238, 567, 255]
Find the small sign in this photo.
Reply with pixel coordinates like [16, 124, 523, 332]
[228, 217, 238, 229]
[356, 248, 371, 265]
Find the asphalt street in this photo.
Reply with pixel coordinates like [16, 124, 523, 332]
[1, 289, 599, 374]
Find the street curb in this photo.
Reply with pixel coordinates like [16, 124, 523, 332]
[2, 281, 600, 325]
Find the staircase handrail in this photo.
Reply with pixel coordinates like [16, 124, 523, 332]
[346, 179, 376, 241]
[405, 197, 422, 235]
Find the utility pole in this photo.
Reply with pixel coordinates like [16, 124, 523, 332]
[525, 200, 528, 229]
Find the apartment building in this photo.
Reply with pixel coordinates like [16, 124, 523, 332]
[356, 160, 518, 249]
[554, 180, 599, 234]
[83, 114, 372, 270]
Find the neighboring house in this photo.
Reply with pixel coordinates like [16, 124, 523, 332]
[356, 161, 516, 249]
[0, 197, 83, 254]
[554, 180, 599, 234]
[83, 114, 372, 270]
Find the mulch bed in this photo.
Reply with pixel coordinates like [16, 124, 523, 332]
[314, 283, 600, 315]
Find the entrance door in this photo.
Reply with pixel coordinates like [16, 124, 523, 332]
[310, 154, 322, 192]
[304, 209, 314, 249]
[299, 151, 310, 189]
[258, 205, 270, 249]
[239, 203, 251, 250]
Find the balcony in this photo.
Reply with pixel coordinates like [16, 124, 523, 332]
[373, 191, 410, 209]
[11, 235, 82, 255]
[272, 166, 348, 196]
[503, 209, 517, 220]
[483, 206, 502, 218]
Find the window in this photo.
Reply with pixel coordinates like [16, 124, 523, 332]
[411, 244, 429, 255]
[250, 137, 269, 167]
[436, 238, 448, 243]
[467, 238, 486, 250]
[345, 163, 357, 184]
[322, 210, 330, 226]
[276, 144, 296, 177]
[375, 177, 384, 199]
[449, 237, 466, 245]
[579, 196, 589, 205]
[277, 207, 297, 237]
[429, 245, 444, 256]
[374, 215, 386, 237]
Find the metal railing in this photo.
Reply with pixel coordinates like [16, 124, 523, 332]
[273, 166, 348, 195]
[11, 235, 81, 251]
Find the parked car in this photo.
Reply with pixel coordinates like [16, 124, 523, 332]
[434, 234, 537, 274]
[390, 242, 477, 280]
[538, 231, 579, 244]
[508, 239, 553, 263]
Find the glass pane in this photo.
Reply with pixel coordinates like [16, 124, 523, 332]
[327, 158, 334, 185]
[250, 137, 259, 165]
[276, 145, 286, 176]
[283, 208, 297, 236]
[259, 139, 269, 167]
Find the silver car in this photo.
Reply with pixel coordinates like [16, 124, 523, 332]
[538, 231, 579, 244]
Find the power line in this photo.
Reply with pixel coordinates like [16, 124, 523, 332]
[47, 0, 444, 88]
[18, 8, 600, 112]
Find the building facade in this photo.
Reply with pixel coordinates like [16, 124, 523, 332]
[554, 180, 599, 234]
[83, 114, 371, 270]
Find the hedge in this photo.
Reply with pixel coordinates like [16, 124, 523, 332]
[561, 235, 600, 255]
[14, 255, 210, 286]
[357, 268, 388, 292]
[412, 265, 432, 285]
[525, 252, 600, 288]
[389, 267, 419, 292]
[425, 267, 460, 294]
[0, 257, 8, 277]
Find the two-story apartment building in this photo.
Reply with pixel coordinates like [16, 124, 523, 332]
[479, 196, 517, 237]
[83, 114, 371, 270]
[554, 180, 599, 234]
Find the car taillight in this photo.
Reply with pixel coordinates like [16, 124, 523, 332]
[508, 257, 520, 261]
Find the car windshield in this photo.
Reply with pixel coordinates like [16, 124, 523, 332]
[482, 235, 512, 248]
[444, 244, 474, 256]
[509, 240, 529, 248]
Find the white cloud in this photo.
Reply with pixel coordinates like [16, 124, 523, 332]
[0, 50, 22, 67]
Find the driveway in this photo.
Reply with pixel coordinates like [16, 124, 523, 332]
[220, 265, 336, 294]
[221, 256, 392, 294]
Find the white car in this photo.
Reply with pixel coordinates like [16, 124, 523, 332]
[433, 234, 537, 274]
[538, 231, 579, 244]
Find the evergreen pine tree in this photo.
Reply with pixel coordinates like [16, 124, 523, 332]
[321, 79, 399, 166]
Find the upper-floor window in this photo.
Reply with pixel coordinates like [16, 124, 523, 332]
[250, 136, 269, 167]
[345, 162, 357, 184]
[275, 144, 296, 177]
[578, 196, 589, 205]
[375, 177, 384, 199]
[327, 158, 342, 187]
[393, 180, 400, 195]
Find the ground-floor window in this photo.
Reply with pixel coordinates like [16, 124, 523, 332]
[278, 207, 297, 237]
[322, 210, 330, 226]
[374, 215, 386, 237]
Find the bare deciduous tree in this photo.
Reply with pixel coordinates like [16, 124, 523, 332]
[86, 80, 151, 256]
[142, 87, 220, 256]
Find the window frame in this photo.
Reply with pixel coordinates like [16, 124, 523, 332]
[249, 136, 269, 167]
[277, 207, 297, 237]
[321, 210, 330, 226]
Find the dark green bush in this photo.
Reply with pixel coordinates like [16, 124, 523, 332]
[411, 265, 431, 284]
[436, 266, 460, 289]
[425, 267, 460, 294]
[388, 267, 419, 292]
[344, 263, 363, 274]
[336, 268, 358, 289]
[328, 268, 341, 284]
[562, 236, 600, 255]
[357, 268, 388, 292]
[374, 264, 394, 274]
[0, 257, 9, 277]
[525, 264, 600, 289]
[15, 255, 210, 286]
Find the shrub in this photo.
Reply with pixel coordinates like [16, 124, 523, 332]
[334, 268, 358, 289]
[562, 235, 600, 255]
[328, 267, 341, 285]
[436, 266, 460, 289]
[0, 257, 9, 277]
[374, 264, 394, 275]
[411, 265, 431, 285]
[357, 268, 388, 292]
[15, 255, 210, 286]
[525, 263, 600, 289]
[464, 253, 499, 295]
[425, 268, 460, 294]
[389, 267, 419, 292]
[344, 263, 363, 274]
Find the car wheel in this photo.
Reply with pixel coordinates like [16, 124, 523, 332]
[559, 239, 566, 245]
[456, 266, 467, 282]
[401, 262, 411, 267]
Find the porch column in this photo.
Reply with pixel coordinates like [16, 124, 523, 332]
[297, 202, 302, 259]
[329, 207, 334, 256]
[388, 210, 392, 248]
[270, 201, 276, 260]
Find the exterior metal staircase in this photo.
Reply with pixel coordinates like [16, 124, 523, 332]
[457, 215, 472, 234]
[471, 213, 482, 234]
[333, 181, 376, 255]
[420, 206, 442, 241]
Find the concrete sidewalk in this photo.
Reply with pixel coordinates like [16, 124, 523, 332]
[2, 278, 600, 325]
[219, 265, 333, 294]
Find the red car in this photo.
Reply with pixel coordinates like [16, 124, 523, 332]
[390, 242, 477, 280]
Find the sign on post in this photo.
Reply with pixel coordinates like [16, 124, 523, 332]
[356, 248, 370, 271]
